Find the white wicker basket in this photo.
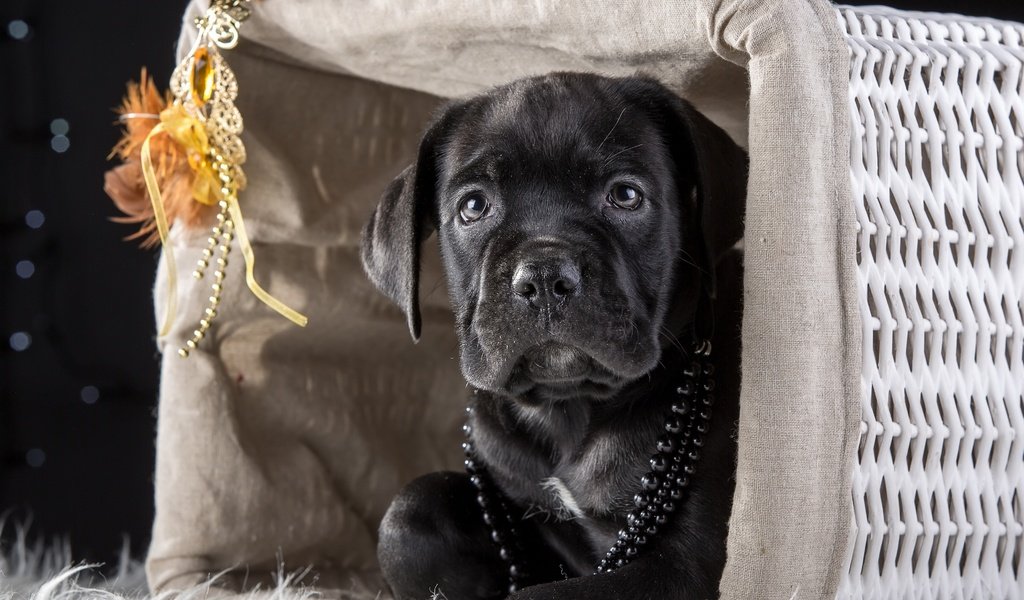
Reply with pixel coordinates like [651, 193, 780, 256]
[839, 6, 1024, 598]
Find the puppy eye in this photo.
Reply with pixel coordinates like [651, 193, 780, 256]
[459, 195, 490, 223]
[607, 183, 643, 210]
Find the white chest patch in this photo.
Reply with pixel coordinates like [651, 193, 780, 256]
[540, 477, 585, 520]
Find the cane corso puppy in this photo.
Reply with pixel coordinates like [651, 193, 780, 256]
[360, 72, 746, 600]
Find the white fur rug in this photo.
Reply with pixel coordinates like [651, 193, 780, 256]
[0, 523, 390, 600]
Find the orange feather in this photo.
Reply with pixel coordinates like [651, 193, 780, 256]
[104, 69, 212, 248]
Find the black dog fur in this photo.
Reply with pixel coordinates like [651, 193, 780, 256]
[361, 73, 747, 600]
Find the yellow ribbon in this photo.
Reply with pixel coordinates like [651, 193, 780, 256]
[140, 111, 308, 337]
[141, 123, 177, 337]
[227, 200, 309, 327]
[159, 104, 219, 206]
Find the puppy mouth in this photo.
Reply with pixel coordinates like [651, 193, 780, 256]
[522, 342, 591, 381]
[505, 342, 624, 401]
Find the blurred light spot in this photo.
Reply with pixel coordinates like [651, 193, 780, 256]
[15, 260, 35, 279]
[51, 135, 70, 153]
[25, 210, 45, 229]
[26, 448, 46, 468]
[50, 118, 69, 136]
[7, 20, 29, 40]
[80, 385, 100, 405]
[9, 332, 31, 351]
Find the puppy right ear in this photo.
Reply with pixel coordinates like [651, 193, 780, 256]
[360, 103, 463, 341]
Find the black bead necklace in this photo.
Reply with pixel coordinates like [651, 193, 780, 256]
[461, 340, 716, 593]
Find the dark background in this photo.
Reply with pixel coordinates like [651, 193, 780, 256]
[1, 0, 1021, 574]
[0, 0, 189, 566]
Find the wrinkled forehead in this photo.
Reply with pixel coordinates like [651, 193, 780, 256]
[438, 78, 670, 193]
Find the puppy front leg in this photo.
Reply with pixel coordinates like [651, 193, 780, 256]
[379, 471, 511, 600]
[507, 553, 717, 600]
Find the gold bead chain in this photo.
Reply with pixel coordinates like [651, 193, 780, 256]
[178, 156, 237, 358]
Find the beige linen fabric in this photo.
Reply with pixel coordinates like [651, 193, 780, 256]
[149, 1, 860, 598]
[147, 41, 463, 595]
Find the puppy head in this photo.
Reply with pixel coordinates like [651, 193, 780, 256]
[361, 73, 745, 402]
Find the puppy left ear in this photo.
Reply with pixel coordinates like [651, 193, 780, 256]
[360, 103, 465, 341]
[622, 77, 748, 299]
[361, 164, 430, 341]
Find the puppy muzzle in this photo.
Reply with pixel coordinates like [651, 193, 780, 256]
[461, 239, 657, 401]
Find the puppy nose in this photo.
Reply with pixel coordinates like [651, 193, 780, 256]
[511, 258, 581, 305]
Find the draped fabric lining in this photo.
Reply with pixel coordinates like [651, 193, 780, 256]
[147, 1, 862, 597]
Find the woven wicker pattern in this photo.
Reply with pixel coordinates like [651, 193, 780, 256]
[839, 6, 1024, 598]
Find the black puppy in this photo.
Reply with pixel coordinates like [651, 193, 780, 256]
[361, 73, 746, 600]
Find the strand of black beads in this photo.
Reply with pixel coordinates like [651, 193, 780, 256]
[463, 403, 526, 594]
[596, 341, 715, 574]
[462, 342, 716, 581]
